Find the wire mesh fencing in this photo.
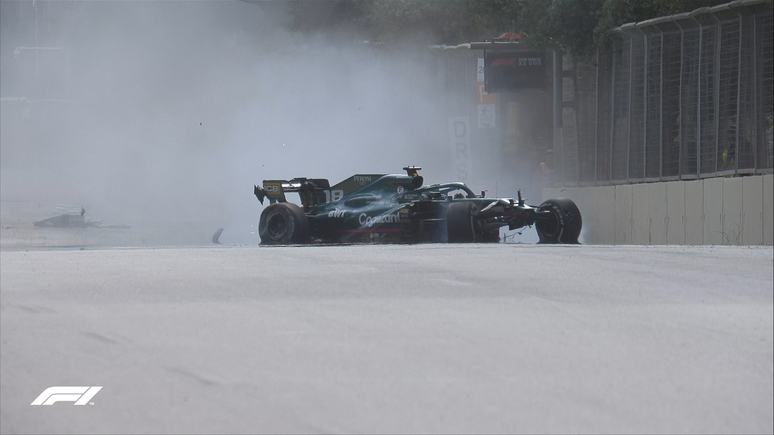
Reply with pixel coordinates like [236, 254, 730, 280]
[565, 1, 773, 185]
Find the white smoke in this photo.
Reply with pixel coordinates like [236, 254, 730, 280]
[1, 1, 455, 244]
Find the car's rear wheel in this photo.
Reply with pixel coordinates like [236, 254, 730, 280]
[447, 201, 477, 243]
[259, 202, 310, 245]
[535, 198, 582, 244]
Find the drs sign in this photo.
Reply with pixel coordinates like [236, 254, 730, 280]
[448, 116, 471, 181]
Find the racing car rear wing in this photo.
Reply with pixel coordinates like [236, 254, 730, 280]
[254, 178, 330, 207]
[255, 171, 416, 211]
[255, 173, 391, 211]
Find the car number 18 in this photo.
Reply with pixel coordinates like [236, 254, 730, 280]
[324, 190, 344, 203]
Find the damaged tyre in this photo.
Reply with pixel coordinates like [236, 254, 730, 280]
[446, 201, 478, 243]
[259, 202, 310, 245]
[535, 198, 582, 244]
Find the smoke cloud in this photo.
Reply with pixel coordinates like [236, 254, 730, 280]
[1, 1, 453, 244]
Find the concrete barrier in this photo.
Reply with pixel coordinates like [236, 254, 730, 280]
[684, 180, 704, 245]
[650, 183, 668, 245]
[666, 181, 685, 244]
[742, 176, 764, 245]
[765, 174, 774, 245]
[542, 174, 772, 245]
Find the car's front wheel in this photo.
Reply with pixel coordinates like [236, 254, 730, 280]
[259, 202, 310, 245]
[535, 198, 582, 244]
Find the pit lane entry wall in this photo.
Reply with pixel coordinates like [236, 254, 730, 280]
[543, 174, 773, 245]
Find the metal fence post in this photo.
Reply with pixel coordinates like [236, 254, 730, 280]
[677, 17, 686, 179]
[638, 28, 649, 180]
[609, 39, 617, 182]
[735, 7, 744, 175]
[627, 32, 634, 181]
[659, 25, 665, 180]
[751, 6, 758, 170]
[712, 11, 722, 174]
[595, 48, 600, 184]
[694, 13, 704, 176]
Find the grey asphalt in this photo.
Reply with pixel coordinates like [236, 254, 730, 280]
[1, 244, 772, 434]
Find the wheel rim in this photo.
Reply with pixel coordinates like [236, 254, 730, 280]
[267, 214, 287, 239]
[538, 205, 561, 238]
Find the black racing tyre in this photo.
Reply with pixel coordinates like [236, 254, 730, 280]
[446, 201, 477, 243]
[535, 198, 582, 244]
[258, 202, 310, 245]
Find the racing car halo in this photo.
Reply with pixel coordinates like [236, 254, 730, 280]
[253, 167, 581, 245]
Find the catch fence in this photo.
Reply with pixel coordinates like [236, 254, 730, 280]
[562, 0, 773, 185]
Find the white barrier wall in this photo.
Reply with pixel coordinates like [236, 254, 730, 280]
[544, 174, 773, 245]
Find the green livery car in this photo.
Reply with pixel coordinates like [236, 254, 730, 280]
[254, 167, 581, 245]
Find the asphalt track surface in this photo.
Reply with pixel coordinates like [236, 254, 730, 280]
[1, 244, 772, 434]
